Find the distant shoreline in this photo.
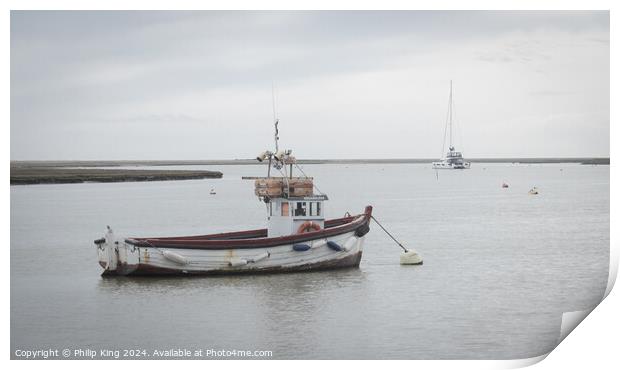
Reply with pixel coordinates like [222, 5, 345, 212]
[10, 158, 609, 185]
[10, 157, 610, 168]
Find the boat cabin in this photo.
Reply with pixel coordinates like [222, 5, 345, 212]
[267, 194, 328, 237]
[252, 132, 328, 237]
[445, 146, 465, 164]
[446, 147, 462, 158]
[254, 176, 327, 237]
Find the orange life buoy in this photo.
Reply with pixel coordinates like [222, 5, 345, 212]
[297, 221, 321, 234]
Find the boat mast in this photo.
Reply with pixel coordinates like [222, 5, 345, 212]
[274, 119, 279, 154]
[449, 80, 453, 151]
[271, 83, 290, 181]
[272, 83, 279, 153]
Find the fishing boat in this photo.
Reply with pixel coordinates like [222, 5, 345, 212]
[432, 81, 471, 170]
[93, 121, 372, 276]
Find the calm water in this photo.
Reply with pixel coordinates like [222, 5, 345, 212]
[10, 163, 609, 359]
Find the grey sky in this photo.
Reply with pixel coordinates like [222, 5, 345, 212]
[11, 11, 609, 160]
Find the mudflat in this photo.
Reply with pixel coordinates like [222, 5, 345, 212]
[10, 165, 223, 185]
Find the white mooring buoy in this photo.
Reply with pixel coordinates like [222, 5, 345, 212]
[370, 215, 423, 265]
[400, 250, 423, 265]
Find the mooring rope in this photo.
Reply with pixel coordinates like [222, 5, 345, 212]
[370, 215, 409, 252]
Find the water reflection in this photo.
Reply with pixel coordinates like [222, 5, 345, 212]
[96, 268, 366, 294]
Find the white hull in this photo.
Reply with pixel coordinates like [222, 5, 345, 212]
[432, 161, 471, 170]
[96, 230, 365, 276]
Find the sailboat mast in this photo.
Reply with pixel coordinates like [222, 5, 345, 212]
[449, 80, 453, 150]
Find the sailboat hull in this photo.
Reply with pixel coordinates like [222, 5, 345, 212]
[432, 161, 471, 169]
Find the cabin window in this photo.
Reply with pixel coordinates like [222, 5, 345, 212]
[310, 202, 321, 216]
[281, 202, 289, 217]
[295, 202, 307, 216]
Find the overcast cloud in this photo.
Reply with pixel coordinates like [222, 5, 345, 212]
[10, 11, 609, 160]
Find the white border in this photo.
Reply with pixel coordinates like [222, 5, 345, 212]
[4, 1, 616, 369]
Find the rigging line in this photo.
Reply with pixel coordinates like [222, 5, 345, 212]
[275, 166, 291, 194]
[449, 80, 453, 149]
[452, 90, 465, 154]
[294, 163, 325, 196]
[293, 163, 309, 179]
[441, 92, 450, 157]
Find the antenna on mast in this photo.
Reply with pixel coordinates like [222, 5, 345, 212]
[449, 80, 453, 151]
[272, 82, 279, 152]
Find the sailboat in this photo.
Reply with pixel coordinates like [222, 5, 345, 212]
[432, 81, 471, 170]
